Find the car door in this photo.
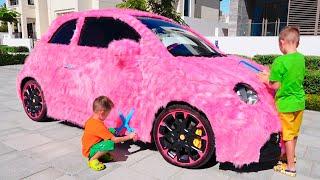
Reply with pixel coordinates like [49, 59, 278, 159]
[41, 18, 80, 121]
[66, 16, 144, 126]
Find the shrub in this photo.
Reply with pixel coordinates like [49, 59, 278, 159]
[0, 52, 27, 66]
[252, 55, 320, 71]
[304, 70, 320, 95]
[306, 94, 320, 111]
[0, 45, 29, 53]
[305, 56, 320, 71]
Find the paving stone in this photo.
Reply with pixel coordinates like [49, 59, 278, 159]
[2, 133, 52, 151]
[301, 127, 320, 138]
[271, 172, 318, 180]
[298, 134, 320, 148]
[310, 162, 320, 179]
[23, 168, 64, 180]
[112, 142, 156, 167]
[130, 153, 183, 179]
[39, 125, 82, 141]
[76, 162, 122, 180]
[304, 147, 320, 162]
[22, 141, 79, 163]
[0, 151, 49, 179]
[55, 175, 78, 180]
[171, 168, 230, 180]
[296, 144, 307, 158]
[98, 166, 155, 180]
[296, 159, 313, 177]
[49, 152, 88, 175]
[0, 142, 15, 155]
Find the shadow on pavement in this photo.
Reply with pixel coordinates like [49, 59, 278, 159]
[219, 161, 278, 172]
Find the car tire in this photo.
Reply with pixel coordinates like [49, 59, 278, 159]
[21, 79, 47, 121]
[153, 104, 215, 168]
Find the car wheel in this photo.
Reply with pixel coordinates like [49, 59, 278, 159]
[21, 80, 47, 121]
[153, 104, 215, 168]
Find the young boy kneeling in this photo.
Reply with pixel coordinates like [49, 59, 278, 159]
[82, 96, 136, 171]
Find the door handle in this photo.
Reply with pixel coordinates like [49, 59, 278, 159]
[63, 64, 74, 69]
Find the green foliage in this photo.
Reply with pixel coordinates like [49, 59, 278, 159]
[0, 22, 8, 32]
[305, 56, 320, 71]
[116, 0, 186, 25]
[0, 52, 27, 66]
[304, 70, 320, 95]
[252, 55, 280, 65]
[0, 6, 19, 23]
[306, 94, 320, 111]
[252, 55, 320, 71]
[148, 0, 186, 25]
[0, 45, 29, 53]
[116, 0, 148, 11]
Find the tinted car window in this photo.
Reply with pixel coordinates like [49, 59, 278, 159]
[49, 19, 77, 45]
[138, 17, 220, 57]
[78, 17, 141, 48]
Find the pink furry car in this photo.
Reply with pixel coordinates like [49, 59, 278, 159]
[17, 9, 281, 168]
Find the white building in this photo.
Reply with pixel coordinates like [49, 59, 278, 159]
[6, 0, 226, 40]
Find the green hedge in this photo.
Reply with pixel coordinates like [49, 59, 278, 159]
[306, 94, 320, 111]
[252, 55, 320, 71]
[0, 53, 27, 66]
[305, 70, 320, 94]
[0, 45, 29, 53]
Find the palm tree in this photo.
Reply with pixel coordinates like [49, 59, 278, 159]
[116, 0, 148, 11]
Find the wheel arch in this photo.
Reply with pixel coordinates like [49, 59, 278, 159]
[150, 100, 211, 143]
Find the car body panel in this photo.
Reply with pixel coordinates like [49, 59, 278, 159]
[17, 8, 281, 166]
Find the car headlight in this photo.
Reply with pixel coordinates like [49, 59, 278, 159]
[234, 83, 259, 105]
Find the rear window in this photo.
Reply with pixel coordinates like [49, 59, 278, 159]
[49, 19, 77, 45]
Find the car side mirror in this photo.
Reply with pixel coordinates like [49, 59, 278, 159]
[108, 39, 141, 59]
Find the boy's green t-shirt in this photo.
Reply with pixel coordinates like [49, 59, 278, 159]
[269, 52, 305, 113]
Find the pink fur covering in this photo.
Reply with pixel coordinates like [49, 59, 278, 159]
[17, 8, 281, 166]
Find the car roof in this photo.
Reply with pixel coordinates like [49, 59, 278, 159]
[62, 8, 174, 23]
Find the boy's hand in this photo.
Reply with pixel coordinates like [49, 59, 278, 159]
[128, 132, 137, 141]
[257, 70, 270, 84]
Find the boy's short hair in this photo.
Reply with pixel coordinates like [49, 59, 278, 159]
[93, 96, 114, 112]
[279, 26, 300, 46]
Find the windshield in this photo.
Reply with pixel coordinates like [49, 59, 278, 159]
[138, 17, 220, 57]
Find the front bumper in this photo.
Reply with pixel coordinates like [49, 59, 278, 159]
[259, 132, 281, 162]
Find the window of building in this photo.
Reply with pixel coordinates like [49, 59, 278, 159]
[28, 0, 34, 5]
[184, 0, 190, 17]
[49, 19, 77, 45]
[9, 0, 18, 6]
[78, 17, 141, 48]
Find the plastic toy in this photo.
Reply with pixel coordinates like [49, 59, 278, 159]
[115, 108, 135, 136]
[239, 60, 262, 73]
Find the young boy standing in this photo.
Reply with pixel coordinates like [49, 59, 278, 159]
[258, 26, 305, 177]
[82, 96, 137, 171]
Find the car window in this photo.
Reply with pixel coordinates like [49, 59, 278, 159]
[138, 17, 220, 57]
[78, 17, 141, 48]
[49, 19, 77, 45]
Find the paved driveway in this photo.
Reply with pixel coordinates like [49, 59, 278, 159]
[0, 65, 319, 180]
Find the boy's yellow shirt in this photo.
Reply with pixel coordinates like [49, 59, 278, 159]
[269, 52, 305, 113]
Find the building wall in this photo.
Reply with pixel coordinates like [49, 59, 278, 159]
[208, 36, 320, 56]
[194, 0, 219, 20]
[35, 0, 49, 39]
[47, 0, 77, 23]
